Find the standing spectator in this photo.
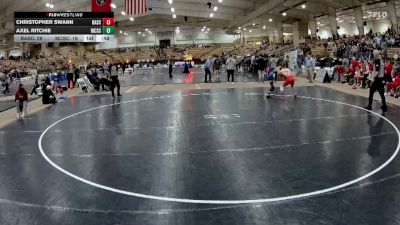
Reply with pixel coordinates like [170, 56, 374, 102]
[304, 54, 315, 83]
[110, 63, 121, 98]
[67, 64, 74, 89]
[30, 77, 40, 96]
[73, 66, 80, 87]
[1, 77, 9, 94]
[365, 54, 387, 112]
[256, 55, 267, 84]
[204, 57, 212, 83]
[213, 56, 222, 82]
[56, 70, 62, 85]
[169, 60, 173, 79]
[226, 55, 236, 84]
[15, 83, 28, 119]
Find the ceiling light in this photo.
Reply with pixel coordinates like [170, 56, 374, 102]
[45, 3, 50, 7]
[238, 26, 241, 29]
[173, 14, 176, 18]
[249, 29, 252, 32]
[202, 29, 205, 32]
[110, 3, 116, 8]
[252, 23, 255, 26]
[282, 12, 287, 16]
[213, 6, 218, 11]
[207, 28, 210, 31]
[124, 32, 127, 35]
[218, 0, 223, 2]
[317, 21, 320, 25]
[210, 13, 214, 18]
[121, 11, 126, 15]
[119, 30, 123, 34]
[168, 0, 173, 4]
[336, 17, 339, 21]
[171, 8, 175, 12]
[269, 18, 272, 22]
[49, 4, 54, 8]
[301, 4, 306, 9]
[138, 31, 141, 34]
[237, 30, 240, 33]
[143, 34, 146, 36]
[129, 17, 134, 21]
[145, 28, 148, 31]
[203, 26, 206, 29]
[243, 28, 247, 31]
[263, 25, 266, 29]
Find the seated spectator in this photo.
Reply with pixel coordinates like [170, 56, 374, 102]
[15, 84, 28, 119]
[336, 64, 346, 83]
[42, 85, 57, 104]
[387, 74, 400, 97]
[352, 66, 363, 89]
[384, 60, 393, 83]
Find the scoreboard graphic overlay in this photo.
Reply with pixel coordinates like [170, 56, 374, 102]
[14, 12, 115, 42]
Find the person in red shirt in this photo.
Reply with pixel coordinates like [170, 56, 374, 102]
[384, 60, 393, 82]
[15, 83, 28, 119]
[350, 58, 360, 71]
[336, 65, 345, 82]
[278, 67, 297, 99]
[387, 74, 400, 97]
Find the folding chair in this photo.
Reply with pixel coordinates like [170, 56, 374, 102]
[76, 78, 88, 92]
[83, 76, 95, 92]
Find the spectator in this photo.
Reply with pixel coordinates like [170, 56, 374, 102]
[169, 60, 173, 79]
[256, 55, 267, 84]
[226, 55, 236, 84]
[204, 56, 212, 83]
[15, 84, 28, 119]
[67, 64, 74, 89]
[30, 77, 40, 96]
[42, 85, 57, 104]
[304, 54, 316, 83]
[213, 56, 222, 82]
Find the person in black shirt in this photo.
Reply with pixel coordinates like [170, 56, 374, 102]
[256, 55, 267, 84]
[365, 54, 387, 112]
[169, 60, 173, 79]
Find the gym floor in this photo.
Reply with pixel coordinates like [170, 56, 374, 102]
[0, 86, 399, 225]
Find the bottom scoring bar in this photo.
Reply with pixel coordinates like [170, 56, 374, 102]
[14, 35, 115, 42]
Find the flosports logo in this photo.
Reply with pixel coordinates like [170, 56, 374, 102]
[96, 0, 107, 6]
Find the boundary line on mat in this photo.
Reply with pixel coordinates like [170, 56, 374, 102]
[38, 93, 400, 204]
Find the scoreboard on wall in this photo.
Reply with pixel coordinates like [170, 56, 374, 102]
[14, 12, 115, 42]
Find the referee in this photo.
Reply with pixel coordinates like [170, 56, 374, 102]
[365, 53, 387, 112]
[110, 63, 122, 99]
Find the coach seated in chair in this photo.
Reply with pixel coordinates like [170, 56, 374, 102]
[42, 85, 57, 104]
[86, 69, 100, 91]
[98, 69, 111, 91]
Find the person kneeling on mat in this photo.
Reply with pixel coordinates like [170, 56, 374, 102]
[15, 84, 28, 119]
